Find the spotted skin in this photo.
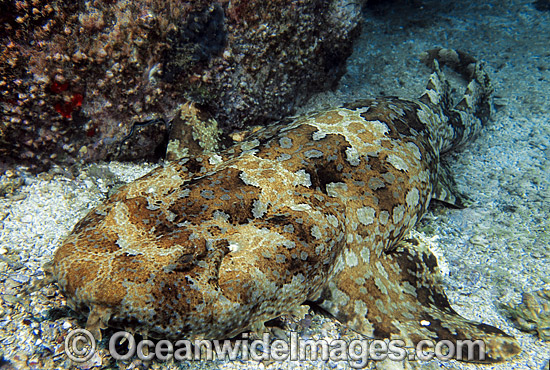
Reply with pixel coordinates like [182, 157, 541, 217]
[50, 49, 520, 362]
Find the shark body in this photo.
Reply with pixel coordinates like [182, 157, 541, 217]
[50, 48, 520, 362]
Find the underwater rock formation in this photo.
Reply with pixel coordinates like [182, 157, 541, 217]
[503, 288, 550, 341]
[0, 0, 362, 172]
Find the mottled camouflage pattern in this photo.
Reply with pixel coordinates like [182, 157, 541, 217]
[50, 48, 520, 362]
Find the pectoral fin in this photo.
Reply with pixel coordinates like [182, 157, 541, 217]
[316, 238, 520, 362]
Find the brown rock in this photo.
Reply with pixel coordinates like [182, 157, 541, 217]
[0, 0, 362, 172]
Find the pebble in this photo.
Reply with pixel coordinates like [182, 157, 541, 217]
[4, 278, 22, 289]
[2, 294, 21, 304]
[11, 273, 30, 284]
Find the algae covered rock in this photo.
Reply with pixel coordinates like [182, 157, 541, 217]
[0, 0, 362, 172]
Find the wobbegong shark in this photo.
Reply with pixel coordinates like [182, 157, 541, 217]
[47, 48, 520, 362]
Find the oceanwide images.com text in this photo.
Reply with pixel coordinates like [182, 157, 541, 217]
[65, 329, 487, 366]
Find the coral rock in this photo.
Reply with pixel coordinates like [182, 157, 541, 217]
[1, 0, 362, 172]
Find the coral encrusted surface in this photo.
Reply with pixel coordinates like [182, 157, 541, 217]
[0, 0, 362, 172]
